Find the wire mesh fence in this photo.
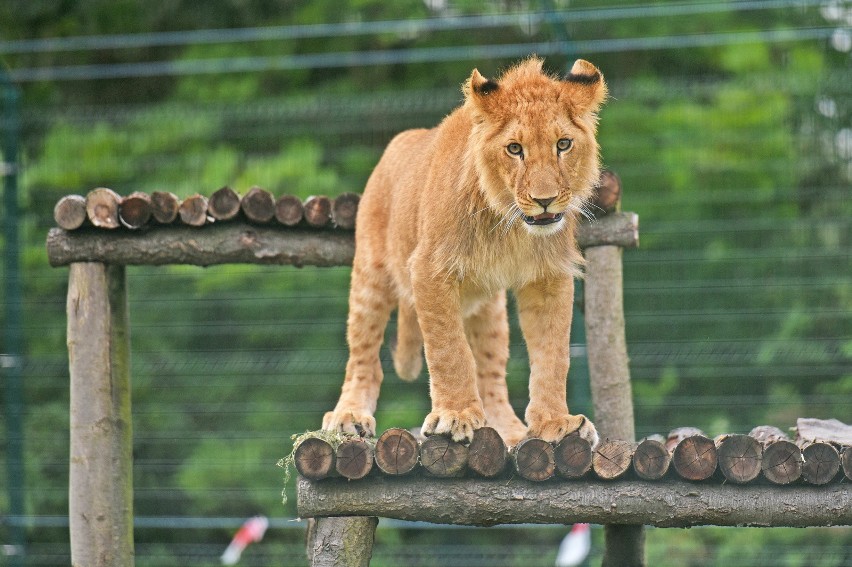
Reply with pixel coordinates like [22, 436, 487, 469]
[1, 0, 851, 565]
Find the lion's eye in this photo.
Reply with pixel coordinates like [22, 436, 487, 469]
[557, 138, 573, 153]
[506, 143, 523, 157]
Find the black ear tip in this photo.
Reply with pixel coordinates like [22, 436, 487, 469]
[474, 79, 499, 95]
[565, 71, 601, 85]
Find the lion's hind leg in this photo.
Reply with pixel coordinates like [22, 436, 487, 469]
[466, 291, 527, 447]
[323, 262, 394, 437]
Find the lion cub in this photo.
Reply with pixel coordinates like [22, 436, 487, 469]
[324, 57, 605, 447]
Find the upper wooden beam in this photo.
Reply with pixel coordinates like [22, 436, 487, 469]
[46, 213, 638, 268]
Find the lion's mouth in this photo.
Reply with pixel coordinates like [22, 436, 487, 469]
[523, 212, 564, 226]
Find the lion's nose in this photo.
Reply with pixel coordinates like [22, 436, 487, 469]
[533, 196, 555, 210]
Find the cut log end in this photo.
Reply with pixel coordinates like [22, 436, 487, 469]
[119, 192, 152, 229]
[85, 187, 121, 229]
[54, 195, 88, 230]
[514, 438, 556, 481]
[335, 439, 374, 480]
[304, 196, 332, 228]
[208, 186, 241, 221]
[716, 434, 762, 484]
[178, 194, 209, 227]
[331, 192, 360, 230]
[275, 194, 305, 226]
[632, 438, 671, 480]
[672, 435, 717, 481]
[150, 191, 180, 224]
[294, 437, 336, 480]
[761, 440, 803, 485]
[800, 442, 839, 485]
[420, 436, 468, 477]
[467, 427, 508, 478]
[593, 439, 634, 480]
[374, 428, 420, 476]
[592, 169, 622, 214]
[554, 434, 593, 478]
[241, 186, 276, 224]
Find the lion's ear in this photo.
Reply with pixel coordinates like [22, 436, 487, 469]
[564, 59, 607, 114]
[464, 68, 500, 109]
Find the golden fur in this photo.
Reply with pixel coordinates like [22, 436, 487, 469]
[323, 57, 606, 446]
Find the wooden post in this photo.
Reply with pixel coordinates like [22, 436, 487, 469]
[584, 243, 643, 566]
[307, 516, 378, 567]
[67, 263, 134, 566]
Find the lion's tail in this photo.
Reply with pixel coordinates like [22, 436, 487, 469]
[391, 301, 423, 382]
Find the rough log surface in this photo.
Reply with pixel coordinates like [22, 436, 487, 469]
[467, 427, 508, 478]
[275, 194, 304, 226]
[632, 438, 670, 481]
[178, 194, 209, 226]
[716, 434, 762, 484]
[420, 436, 468, 477]
[554, 435, 593, 478]
[86, 187, 121, 229]
[150, 191, 180, 224]
[331, 192, 360, 230]
[47, 223, 356, 267]
[762, 439, 803, 485]
[67, 263, 134, 566]
[304, 196, 332, 228]
[208, 186, 241, 221]
[672, 435, 718, 481]
[514, 438, 556, 481]
[796, 418, 852, 446]
[119, 192, 152, 229]
[593, 439, 634, 480]
[241, 186, 276, 223]
[298, 476, 852, 527]
[374, 429, 419, 476]
[295, 437, 336, 481]
[335, 439, 374, 480]
[800, 442, 841, 485]
[307, 516, 377, 567]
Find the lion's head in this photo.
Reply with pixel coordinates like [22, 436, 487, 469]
[464, 57, 607, 236]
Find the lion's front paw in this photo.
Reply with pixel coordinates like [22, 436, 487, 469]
[422, 406, 486, 443]
[322, 409, 376, 438]
[527, 413, 599, 448]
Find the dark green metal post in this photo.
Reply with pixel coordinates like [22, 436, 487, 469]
[2, 68, 26, 566]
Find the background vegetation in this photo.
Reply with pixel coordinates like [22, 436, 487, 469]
[1, 0, 850, 565]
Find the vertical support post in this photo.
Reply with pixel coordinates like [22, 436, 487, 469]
[584, 245, 644, 567]
[307, 516, 378, 567]
[67, 263, 134, 566]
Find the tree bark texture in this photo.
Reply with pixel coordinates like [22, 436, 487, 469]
[47, 214, 638, 267]
[297, 476, 852, 528]
[67, 263, 134, 567]
[47, 223, 356, 268]
[307, 516, 378, 567]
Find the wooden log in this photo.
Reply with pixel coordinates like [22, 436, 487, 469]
[592, 169, 622, 214]
[632, 438, 671, 480]
[208, 186, 241, 221]
[799, 441, 841, 485]
[467, 426, 508, 478]
[554, 434, 593, 479]
[307, 516, 377, 567]
[67, 263, 133, 566]
[577, 212, 639, 249]
[241, 186, 276, 224]
[513, 438, 556, 481]
[118, 191, 152, 229]
[335, 439, 374, 480]
[275, 194, 305, 226]
[331, 192, 360, 230]
[298, 476, 852, 528]
[374, 428, 419, 476]
[294, 437, 336, 481]
[750, 426, 802, 485]
[715, 434, 762, 484]
[796, 417, 852, 446]
[54, 195, 88, 230]
[46, 223, 356, 268]
[178, 194, 209, 227]
[85, 187, 121, 229]
[843, 447, 852, 481]
[304, 195, 332, 228]
[593, 439, 634, 480]
[46, 214, 637, 267]
[150, 191, 180, 224]
[420, 436, 467, 477]
[672, 434, 717, 481]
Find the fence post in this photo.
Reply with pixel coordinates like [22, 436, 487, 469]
[584, 245, 644, 567]
[67, 262, 134, 566]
